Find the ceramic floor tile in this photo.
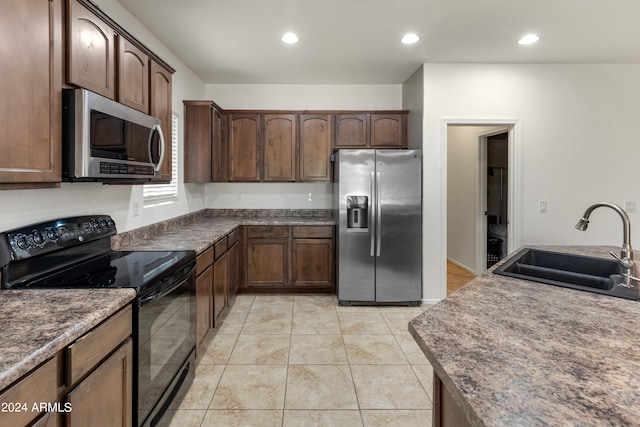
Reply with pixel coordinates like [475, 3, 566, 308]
[289, 335, 348, 364]
[343, 335, 408, 364]
[336, 305, 381, 313]
[162, 409, 206, 427]
[283, 410, 363, 427]
[214, 312, 247, 335]
[285, 364, 359, 410]
[210, 365, 287, 409]
[171, 364, 225, 409]
[377, 306, 423, 315]
[394, 334, 430, 365]
[338, 312, 392, 334]
[293, 294, 338, 312]
[241, 311, 292, 335]
[198, 334, 238, 365]
[201, 409, 283, 427]
[292, 311, 341, 334]
[351, 365, 431, 409]
[227, 334, 290, 364]
[360, 410, 433, 427]
[228, 294, 256, 314]
[411, 364, 435, 403]
[382, 312, 424, 335]
[250, 294, 294, 313]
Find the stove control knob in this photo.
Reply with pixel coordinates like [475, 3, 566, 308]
[32, 231, 44, 245]
[15, 235, 29, 250]
[45, 228, 57, 241]
[99, 219, 107, 229]
[106, 219, 115, 229]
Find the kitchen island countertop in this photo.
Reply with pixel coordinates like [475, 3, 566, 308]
[409, 245, 640, 427]
[0, 289, 135, 390]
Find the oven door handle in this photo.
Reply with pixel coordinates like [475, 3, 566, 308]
[139, 261, 196, 305]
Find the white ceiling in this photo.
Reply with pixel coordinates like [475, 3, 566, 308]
[116, 0, 640, 84]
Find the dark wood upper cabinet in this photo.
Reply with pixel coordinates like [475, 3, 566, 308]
[149, 60, 173, 182]
[370, 114, 406, 147]
[0, 0, 62, 188]
[117, 37, 149, 113]
[334, 114, 368, 147]
[299, 115, 332, 182]
[67, 0, 116, 99]
[184, 101, 213, 183]
[228, 114, 262, 182]
[263, 114, 297, 182]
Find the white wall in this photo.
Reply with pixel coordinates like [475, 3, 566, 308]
[422, 63, 640, 301]
[203, 84, 402, 209]
[0, 0, 207, 233]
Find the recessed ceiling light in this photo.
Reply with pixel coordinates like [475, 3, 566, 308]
[401, 33, 420, 45]
[281, 32, 299, 44]
[518, 34, 540, 45]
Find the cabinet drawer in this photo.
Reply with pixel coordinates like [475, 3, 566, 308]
[0, 357, 57, 427]
[66, 305, 132, 386]
[214, 236, 228, 259]
[228, 228, 240, 246]
[197, 247, 214, 276]
[292, 226, 333, 239]
[247, 226, 288, 238]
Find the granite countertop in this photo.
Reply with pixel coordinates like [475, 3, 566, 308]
[112, 212, 336, 254]
[0, 289, 135, 390]
[409, 245, 640, 427]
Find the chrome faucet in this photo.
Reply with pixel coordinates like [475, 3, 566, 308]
[575, 202, 639, 287]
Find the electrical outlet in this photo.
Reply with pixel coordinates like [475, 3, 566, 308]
[539, 200, 548, 213]
[133, 201, 140, 217]
[624, 201, 636, 213]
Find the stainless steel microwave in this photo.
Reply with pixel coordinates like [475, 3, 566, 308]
[62, 88, 165, 181]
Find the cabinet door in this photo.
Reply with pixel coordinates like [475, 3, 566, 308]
[196, 266, 212, 351]
[334, 114, 368, 147]
[299, 115, 332, 181]
[212, 107, 228, 182]
[184, 101, 212, 183]
[117, 37, 148, 113]
[292, 238, 333, 288]
[67, 0, 116, 99]
[228, 114, 261, 181]
[227, 241, 239, 300]
[213, 252, 228, 326]
[246, 238, 288, 288]
[0, 0, 61, 186]
[263, 114, 296, 181]
[149, 60, 173, 182]
[66, 339, 133, 427]
[370, 114, 405, 147]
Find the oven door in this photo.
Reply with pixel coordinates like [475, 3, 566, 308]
[137, 260, 196, 426]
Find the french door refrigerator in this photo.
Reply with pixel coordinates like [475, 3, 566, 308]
[333, 149, 422, 305]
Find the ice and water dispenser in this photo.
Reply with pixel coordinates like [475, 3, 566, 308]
[346, 195, 368, 231]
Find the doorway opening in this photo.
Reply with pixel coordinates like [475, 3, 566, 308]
[446, 123, 517, 293]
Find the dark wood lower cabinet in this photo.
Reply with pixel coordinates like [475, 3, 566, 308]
[213, 251, 228, 326]
[433, 370, 471, 427]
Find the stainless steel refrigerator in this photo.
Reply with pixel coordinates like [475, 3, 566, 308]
[333, 149, 422, 305]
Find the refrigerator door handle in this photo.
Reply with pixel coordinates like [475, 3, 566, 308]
[376, 171, 381, 257]
[370, 171, 375, 257]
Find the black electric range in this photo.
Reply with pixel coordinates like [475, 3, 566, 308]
[0, 215, 197, 426]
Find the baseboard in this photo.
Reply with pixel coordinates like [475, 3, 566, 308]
[422, 298, 442, 305]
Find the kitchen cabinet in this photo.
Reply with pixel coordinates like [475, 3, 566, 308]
[213, 237, 229, 325]
[334, 112, 407, 149]
[183, 101, 225, 183]
[195, 247, 214, 352]
[263, 114, 297, 181]
[433, 372, 472, 427]
[299, 115, 332, 181]
[243, 225, 334, 292]
[228, 113, 262, 181]
[0, 356, 58, 427]
[227, 229, 241, 300]
[291, 226, 334, 288]
[148, 60, 173, 183]
[67, 0, 116, 99]
[245, 226, 289, 289]
[117, 37, 149, 113]
[0, 0, 62, 188]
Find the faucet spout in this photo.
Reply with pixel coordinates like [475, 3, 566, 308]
[576, 202, 637, 287]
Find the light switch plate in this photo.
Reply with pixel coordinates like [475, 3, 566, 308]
[539, 200, 548, 213]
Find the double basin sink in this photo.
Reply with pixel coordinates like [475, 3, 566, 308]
[493, 248, 639, 301]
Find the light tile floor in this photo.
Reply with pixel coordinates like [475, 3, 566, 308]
[164, 294, 434, 427]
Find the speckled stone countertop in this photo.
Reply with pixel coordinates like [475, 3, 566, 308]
[0, 289, 135, 390]
[409, 245, 640, 427]
[111, 209, 335, 253]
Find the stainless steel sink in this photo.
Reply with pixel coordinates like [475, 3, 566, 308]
[493, 248, 639, 300]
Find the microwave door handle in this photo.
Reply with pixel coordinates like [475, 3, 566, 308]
[149, 124, 166, 172]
